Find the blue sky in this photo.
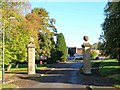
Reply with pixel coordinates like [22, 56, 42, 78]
[30, 2, 107, 48]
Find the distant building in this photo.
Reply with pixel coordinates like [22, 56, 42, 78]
[68, 47, 83, 56]
[67, 46, 101, 58]
[76, 48, 83, 54]
[68, 47, 76, 56]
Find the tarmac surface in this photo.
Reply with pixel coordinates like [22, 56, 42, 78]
[2, 60, 120, 90]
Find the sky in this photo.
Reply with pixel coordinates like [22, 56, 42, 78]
[30, 2, 107, 48]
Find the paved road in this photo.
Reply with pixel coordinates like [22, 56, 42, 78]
[11, 61, 118, 90]
[25, 61, 88, 89]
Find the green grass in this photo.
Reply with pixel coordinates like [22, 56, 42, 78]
[0, 84, 17, 89]
[92, 59, 120, 88]
[5, 64, 47, 73]
[67, 60, 75, 62]
[112, 75, 120, 81]
[114, 84, 120, 88]
[91, 60, 102, 66]
[99, 59, 120, 88]
[99, 59, 120, 76]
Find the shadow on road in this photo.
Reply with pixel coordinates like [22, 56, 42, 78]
[17, 62, 117, 87]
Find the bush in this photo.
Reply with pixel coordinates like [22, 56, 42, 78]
[91, 50, 98, 59]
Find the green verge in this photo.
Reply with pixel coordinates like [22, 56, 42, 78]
[0, 84, 17, 89]
[99, 59, 120, 76]
[91, 60, 102, 66]
[99, 59, 120, 88]
[5, 64, 47, 73]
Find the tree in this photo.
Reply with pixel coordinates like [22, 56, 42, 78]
[1, 1, 31, 69]
[91, 43, 98, 50]
[56, 33, 67, 62]
[25, 13, 41, 53]
[1, 1, 58, 69]
[4, 12, 30, 69]
[31, 8, 55, 58]
[47, 37, 58, 63]
[101, 1, 120, 62]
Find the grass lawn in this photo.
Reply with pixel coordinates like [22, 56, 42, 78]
[91, 60, 102, 66]
[99, 59, 120, 88]
[5, 64, 48, 73]
[67, 60, 75, 62]
[0, 84, 17, 89]
[99, 59, 120, 76]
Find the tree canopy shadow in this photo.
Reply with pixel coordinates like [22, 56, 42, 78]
[17, 62, 117, 87]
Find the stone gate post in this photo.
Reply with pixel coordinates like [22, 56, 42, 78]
[82, 36, 91, 74]
[27, 37, 36, 75]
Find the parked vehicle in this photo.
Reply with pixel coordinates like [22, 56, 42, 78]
[67, 56, 75, 60]
[73, 54, 83, 60]
[40, 56, 47, 60]
[67, 54, 74, 60]
[95, 56, 99, 60]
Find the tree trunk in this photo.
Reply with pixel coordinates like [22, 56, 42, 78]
[15, 63, 19, 68]
[118, 43, 120, 63]
[7, 64, 12, 71]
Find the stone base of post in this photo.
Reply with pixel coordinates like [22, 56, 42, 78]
[83, 61, 91, 74]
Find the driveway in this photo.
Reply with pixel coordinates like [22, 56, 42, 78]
[4, 61, 119, 90]
[24, 61, 86, 89]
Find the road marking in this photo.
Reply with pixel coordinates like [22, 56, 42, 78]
[51, 68, 55, 70]
[40, 74, 44, 76]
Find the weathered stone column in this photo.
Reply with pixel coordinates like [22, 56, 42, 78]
[82, 36, 91, 74]
[27, 37, 36, 75]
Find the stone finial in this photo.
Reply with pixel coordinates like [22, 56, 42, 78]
[29, 37, 34, 44]
[82, 36, 91, 48]
[83, 36, 89, 41]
